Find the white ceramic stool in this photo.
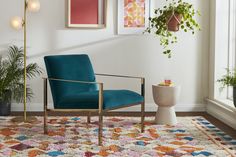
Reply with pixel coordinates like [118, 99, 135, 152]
[152, 85, 181, 125]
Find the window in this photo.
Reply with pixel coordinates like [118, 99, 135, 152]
[213, 0, 235, 107]
[227, 0, 236, 101]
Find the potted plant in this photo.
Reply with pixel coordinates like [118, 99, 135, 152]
[217, 68, 236, 107]
[0, 45, 42, 116]
[145, 0, 201, 58]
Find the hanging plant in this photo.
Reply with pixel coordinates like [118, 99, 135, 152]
[145, 0, 201, 58]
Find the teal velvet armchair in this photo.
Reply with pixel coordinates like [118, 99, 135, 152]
[43, 54, 145, 145]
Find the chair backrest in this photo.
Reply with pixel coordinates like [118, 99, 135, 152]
[44, 54, 97, 107]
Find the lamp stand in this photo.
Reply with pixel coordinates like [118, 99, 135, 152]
[23, 0, 27, 122]
[11, 0, 38, 123]
[11, 116, 38, 123]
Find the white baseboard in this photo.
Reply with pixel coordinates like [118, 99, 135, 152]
[206, 99, 236, 130]
[11, 103, 206, 112]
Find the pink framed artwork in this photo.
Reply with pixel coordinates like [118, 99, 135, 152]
[67, 0, 106, 28]
[118, 0, 150, 34]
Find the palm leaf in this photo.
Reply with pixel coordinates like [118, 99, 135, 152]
[0, 45, 42, 103]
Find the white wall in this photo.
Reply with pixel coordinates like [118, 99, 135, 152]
[0, 0, 210, 112]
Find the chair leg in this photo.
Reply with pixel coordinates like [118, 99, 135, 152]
[43, 78, 48, 134]
[141, 102, 145, 133]
[87, 112, 91, 124]
[98, 113, 103, 146]
[44, 108, 48, 134]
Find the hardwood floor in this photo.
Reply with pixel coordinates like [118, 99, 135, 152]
[11, 112, 236, 139]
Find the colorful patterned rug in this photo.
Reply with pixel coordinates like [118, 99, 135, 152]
[0, 116, 235, 157]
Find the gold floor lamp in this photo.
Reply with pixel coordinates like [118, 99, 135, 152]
[10, 0, 40, 122]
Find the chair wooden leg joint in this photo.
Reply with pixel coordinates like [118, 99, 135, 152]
[44, 109, 48, 134]
[98, 113, 103, 146]
[43, 78, 48, 134]
[141, 102, 145, 133]
[87, 112, 91, 124]
[141, 78, 145, 133]
[98, 83, 104, 146]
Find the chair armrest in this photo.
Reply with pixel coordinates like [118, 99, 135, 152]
[95, 73, 145, 97]
[42, 77, 102, 85]
[95, 73, 144, 80]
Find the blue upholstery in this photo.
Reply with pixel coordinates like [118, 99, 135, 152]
[44, 54, 144, 110]
[44, 55, 97, 108]
[58, 90, 143, 110]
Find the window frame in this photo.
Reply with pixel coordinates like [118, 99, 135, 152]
[227, 0, 236, 100]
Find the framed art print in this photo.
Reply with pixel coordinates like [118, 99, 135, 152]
[67, 0, 106, 28]
[118, 0, 150, 34]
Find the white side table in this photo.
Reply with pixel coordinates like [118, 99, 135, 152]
[152, 85, 181, 125]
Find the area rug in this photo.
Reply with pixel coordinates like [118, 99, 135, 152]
[0, 116, 235, 157]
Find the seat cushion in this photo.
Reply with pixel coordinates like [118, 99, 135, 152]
[56, 90, 144, 110]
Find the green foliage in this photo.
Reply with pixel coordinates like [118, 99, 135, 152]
[217, 68, 236, 91]
[0, 45, 42, 103]
[144, 0, 201, 58]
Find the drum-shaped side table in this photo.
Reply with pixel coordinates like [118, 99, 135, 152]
[152, 85, 181, 125]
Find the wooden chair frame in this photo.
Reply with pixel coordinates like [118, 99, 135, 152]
[43, 73, 145, 146]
